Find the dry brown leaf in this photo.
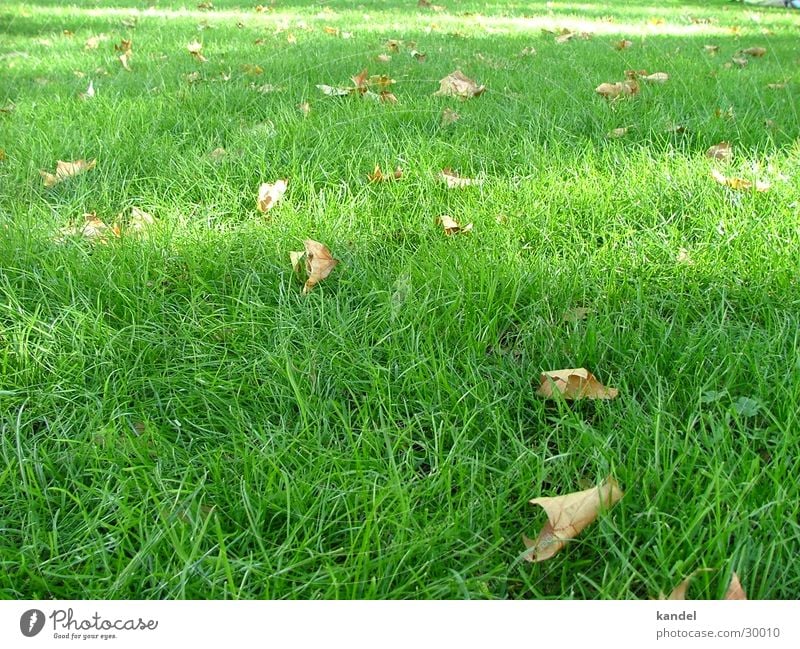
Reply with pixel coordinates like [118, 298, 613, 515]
[725, 573, 747, 600]
[710, 169, 769, 192]
[0, 149, 6, 162]
[437, 214, 472, 235]
[298, 101, 311, 116]
[536, 368, 619, 400]
[128, 206, 156, 233]
[367, 164, 402, 182]
[441, 108, 460, 125]
[187, 41, 207, 62]
[433, 70, 485, 99]
[595, 80, 638, 99]
[299, 239, 338, 294]
[85, 34, 108, 50]
[0, 102, 15, 114]
[440, 168, 481, 188]
[615, 39, 633, 50]
[197, 2, 214, 9]
[523, 476, 623, 562]
[704, 44, 719, 55]
[664, 568, 715, 599]
[56, 212, 119, 243]
[642, 72, 669, 83]
[119, 51, 132, 71]
[729, 57, 748, 68]
[386, 39, 401, 52]
[40, 159, 96, 187]
[114, 39, 132, 53]
[376, 53, 391, 62]
[208, 147, 226, 161]
[256, 179, 288, 213]
[740, 47, 766, 57]
[706, 142, 732, 161]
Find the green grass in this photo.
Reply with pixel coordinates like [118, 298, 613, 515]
[1, 0, 799, 599]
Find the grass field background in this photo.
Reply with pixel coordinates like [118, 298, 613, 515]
[1, 0, 799, 599]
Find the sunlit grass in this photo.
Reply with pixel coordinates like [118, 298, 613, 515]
[1, 0, 799, 599]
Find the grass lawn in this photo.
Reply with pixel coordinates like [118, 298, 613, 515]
[1, 0, 799, 599]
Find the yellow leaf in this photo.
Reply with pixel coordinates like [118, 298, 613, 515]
[40, 159, 96, 187]
[664, 568, 714, 600]
[433, 70, 485, 99]
[367, 164, 402, 182]
[242, 64, 263, 75]
[523, 476, 623, 562]
[256, 179, 288, 213]
[536, 368, 619, 400]
[437, 214, 472, 235]
[301, 239, 338, 294]
[595, 80, 638, 99]
[710, 169, 769, 192]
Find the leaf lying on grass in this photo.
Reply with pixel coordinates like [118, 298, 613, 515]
[367, 164, 402, 182]
[441, 108, 460, 125]
[79, 80, 95, 100]
[187, 41, 207, 62]
[318, 69, 397, 102]
[615, 39, 633, 50]
[641, 72, 669, 83]
[440, 168, 481, 188]
[256, 179, 288, 213]
[128, 206, 156, 233]
[710, 169, 769, 192]
[739, 46, 766, 57]
[115, 39, 132, 71]
[433, 70, 485, 99]
[607, 126, 630, 138]
[665, 569, 747, 600]
[595, 80, 638, 99]
[55, 212, 119, 243]
[523, 476, 623, 562]
[536, 368, 619, 400]
[706, 142, 732, 161]
[437, 214, 472, 235]
[290, 239, 339, 294]
[40, 159, 96, 187]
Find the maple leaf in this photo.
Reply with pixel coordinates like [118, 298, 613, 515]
[40, 159, 96, 187]
[536, 368, 618, 400]
[256, 179, 288, 213]
[523, 476, 623, 562]
[433, 70, 485, 99]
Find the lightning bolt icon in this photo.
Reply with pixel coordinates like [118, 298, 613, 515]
[28, 612, 38, 632]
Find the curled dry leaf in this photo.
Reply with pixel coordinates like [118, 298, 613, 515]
[615, 39, 633, 50]
[740, 47, 766, 57]
[433, 70, 485, 99]
[187, 41, 207, 62]
[290, 239, 339, 294]
[536, 368, 619, 400]
[706, 142, 732, 161]
[115, 39, 132, 71]
[641, 72, 669, 83]
[440, 168, 481, 188]
[437, 214, 472, 235]
[40, 159, 96, 187]
[367, 164, 402, 182]
[595, 80, 638, 99]
[711, 169, 769, 192]
[523, 476, 623, 562]
[256, 179, 288, 213]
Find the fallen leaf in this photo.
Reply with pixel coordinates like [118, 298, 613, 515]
[115, 39, 132, 70]
[256, 179, 288, 213]
[725, 573, 747, 600]
[323, 26, 340, 36]
[298, 101, 311, 116]
[367, 164, 402, 182]
[595, 80, 638, 99]
[710, 169, 769, 192]
[0, 102, 15, 114]
[519, 46, 537, 57]
[376, 53, 391, 62]
[607, 127, 630, 138]
[437, 214, 473, 235]
[0, 149, 6, 162]
[440, 168, 482, 188]
[209, 147, 226, 161]
[523, 476, 623, 562]
[676, 248, 693, 264]
[536, 368, 619, 400]
[84, 34, 108, 50]
[79, 80, 95, 99]
[704, 44, 720, 55]
[729, 57, 748, 68]
[740, 46, 766, 57]
[706, 142, 732, 161]
[664, 568, 715, 599]
[286, 33, 297, 44]
[56, 212, 119, 243]
[242, 64, 263, 75]
[128, 206, 156, 233]
[641, 72, 669, 83]
[197, 2, 214, 9]
[185, 71, 202, 84]
[294, 239, 338, 294]
[766, 82, 786, 90]
[119, 51, 132, 71]
[433, 70, 485, 99]
[187, 41, 207, 62]
[386, 39, 401, 52]
[316, 84, 351, 97]
[615, 39, 633, 50]
[410, 49, 426, 61]
[40, 159, 96, 187]
[441, 107, 460, 125]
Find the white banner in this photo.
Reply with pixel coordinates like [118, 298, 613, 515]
[0, 601, 797, 649]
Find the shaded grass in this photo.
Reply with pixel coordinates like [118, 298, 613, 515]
[1, 0, 799, 599]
